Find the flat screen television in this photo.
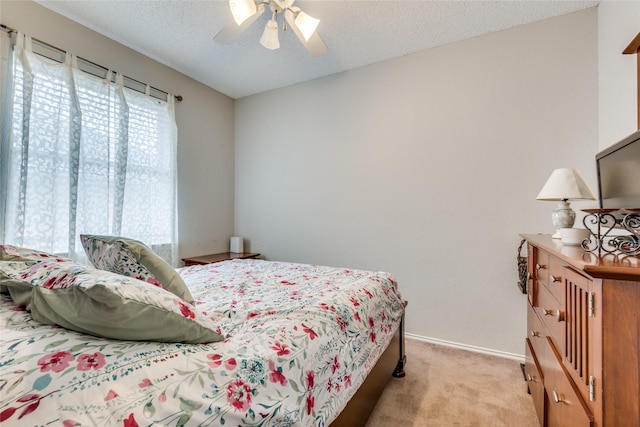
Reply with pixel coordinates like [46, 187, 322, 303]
[596, 130, 640, 216]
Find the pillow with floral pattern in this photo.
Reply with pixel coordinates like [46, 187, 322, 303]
[2, 259, 223, 343]
[80, 234, 194, 303]
[0, 244, 74, 306]
[1, 244, 73, 262]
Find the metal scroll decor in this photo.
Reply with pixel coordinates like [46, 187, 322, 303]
[581, 209, 640, 256]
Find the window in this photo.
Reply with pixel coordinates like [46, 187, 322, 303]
[0, 32, 178, 265]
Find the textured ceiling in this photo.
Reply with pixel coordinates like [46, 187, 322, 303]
[35, 0, 599, 99]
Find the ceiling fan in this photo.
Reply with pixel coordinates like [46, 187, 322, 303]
[215, 0, 328, 57]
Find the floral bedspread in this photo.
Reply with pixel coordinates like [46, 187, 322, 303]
[0, 259, 405, 426]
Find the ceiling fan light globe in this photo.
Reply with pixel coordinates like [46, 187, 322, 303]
[260, 19, 280, 50]
[229, 0, 257, 25]
[294, 11, 319, 41]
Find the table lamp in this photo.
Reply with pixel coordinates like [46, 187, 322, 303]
[536, 168, 595, 238]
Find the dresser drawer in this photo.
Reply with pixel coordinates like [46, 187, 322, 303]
[527, 304, 555, 383]
[546, 256, 565, 305]
[534, 248, 564, 304]
[545, 337, 594, 427]
[534, 281, 566, 353]
[525, 338, 545, 427]
[534, 249, 550, 289]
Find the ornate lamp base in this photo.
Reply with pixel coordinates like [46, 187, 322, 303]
[551, 200, 575, 239]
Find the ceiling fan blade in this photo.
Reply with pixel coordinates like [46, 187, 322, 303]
[284, 10, 327, 57]
[303, 32, 328, 57]
[215, 6, 264, 44]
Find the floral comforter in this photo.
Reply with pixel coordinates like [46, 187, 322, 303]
[0, 259, 405, 426]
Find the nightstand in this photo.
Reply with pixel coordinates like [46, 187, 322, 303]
[181, 252, 260, 267]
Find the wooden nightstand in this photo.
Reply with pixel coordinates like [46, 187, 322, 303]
[182, 252, 260, 266]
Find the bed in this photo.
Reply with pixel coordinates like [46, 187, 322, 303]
[0, 240, 406, 427]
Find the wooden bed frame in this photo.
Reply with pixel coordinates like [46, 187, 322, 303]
[330, 309, 407, 427]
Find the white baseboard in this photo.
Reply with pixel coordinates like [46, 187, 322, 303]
[406, 333, 525, 363]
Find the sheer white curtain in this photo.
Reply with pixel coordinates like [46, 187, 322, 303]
[0, 33, 178, 266]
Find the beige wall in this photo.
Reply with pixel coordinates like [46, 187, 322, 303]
[1, 1, 236, 259]
[235, 9, 599, 356]
[598, 0, 640, 149]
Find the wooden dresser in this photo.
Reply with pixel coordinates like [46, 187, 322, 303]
[521, 234, 640, 427]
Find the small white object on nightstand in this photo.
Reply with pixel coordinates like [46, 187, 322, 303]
[230, 236, 244, 253]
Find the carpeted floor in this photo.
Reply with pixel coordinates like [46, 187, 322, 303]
[365, 339, 540, 427]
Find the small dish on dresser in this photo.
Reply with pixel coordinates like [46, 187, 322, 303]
[560, 228, 590, 245]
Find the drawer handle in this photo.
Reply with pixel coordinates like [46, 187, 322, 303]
[536, 263, 546, 271]
[550, 275, 561, 283]
[543, 309, 565, 322]
[527, 374, 538, 383]
[552, 390, 563, 403]
[527, 272, 532, 281]
[530, 330, 539, 337]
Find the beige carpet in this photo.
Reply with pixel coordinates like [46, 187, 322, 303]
[365, 339, 540, 427]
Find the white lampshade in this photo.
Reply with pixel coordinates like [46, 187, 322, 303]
[229, 0, 257, 25]
[294, 11, 320, 41]
[536, 168, 595, 201]
[260, 19, 280, 50]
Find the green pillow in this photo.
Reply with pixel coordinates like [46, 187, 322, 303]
[3, 259, 223, 344]
[80, 234, 194, 303]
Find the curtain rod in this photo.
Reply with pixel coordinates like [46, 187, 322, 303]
[1, 23, 183, 102]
